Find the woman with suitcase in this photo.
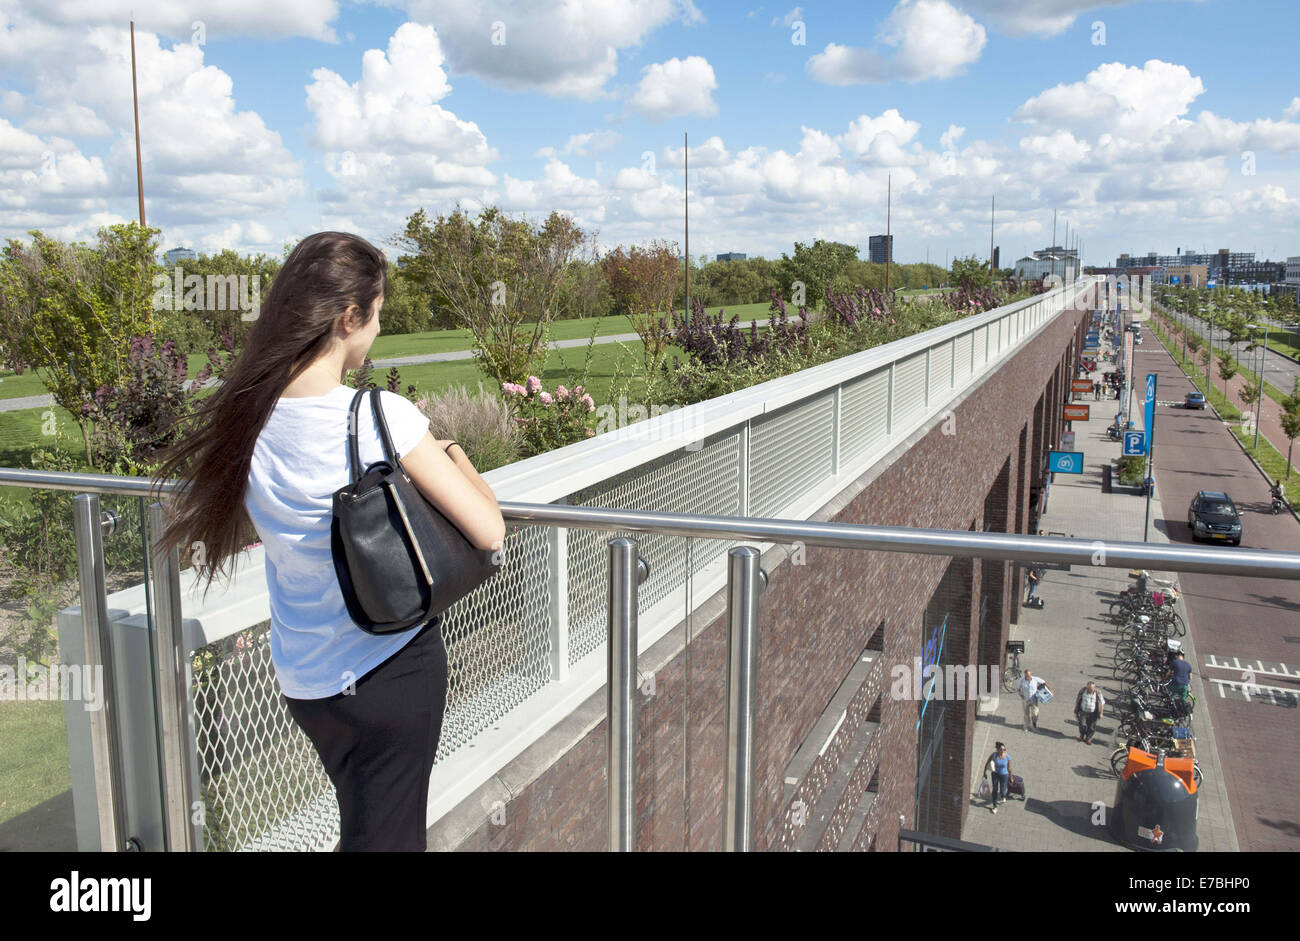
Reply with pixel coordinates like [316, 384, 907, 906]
[983, 743, 1013, 813]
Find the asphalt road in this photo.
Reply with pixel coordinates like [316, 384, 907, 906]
[1131, 311, 1300, 852]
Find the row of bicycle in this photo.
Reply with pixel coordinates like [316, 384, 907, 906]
[1104, 571, 1202, 786]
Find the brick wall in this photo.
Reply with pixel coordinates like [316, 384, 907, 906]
[447, 301, 1089, 851]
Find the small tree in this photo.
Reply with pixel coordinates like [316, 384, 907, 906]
[949, 255, 992, 293]
[600, 241, 681, 372]
[1238, 379, 1261, 410]
[394, 206, 588, 387]
[5, 224, 160, 467]
[1283, 378, 1300, 480]
[1216, 349, 1237, 391]
[779, 239, 858, 307]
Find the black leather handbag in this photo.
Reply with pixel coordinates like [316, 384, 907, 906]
[330, 388, 500, 634]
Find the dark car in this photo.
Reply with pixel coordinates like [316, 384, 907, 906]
[1185, 392, 1207, 410]
[1188, 491, 1242, 545]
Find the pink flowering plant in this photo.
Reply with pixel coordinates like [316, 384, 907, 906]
[501, 375, 597, 455]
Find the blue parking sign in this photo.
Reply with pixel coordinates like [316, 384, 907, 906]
[1123, 431, 1147, 456]
[1048, 450, 1084, 474]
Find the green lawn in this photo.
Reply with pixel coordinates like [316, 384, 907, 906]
[0, 323, 744, 490]
[0, 302, 781, 402]
[1230, 426, 1300, 503]
[0, 699, 72, 831]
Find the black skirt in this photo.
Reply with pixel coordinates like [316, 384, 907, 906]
[283, 618, 448, 851]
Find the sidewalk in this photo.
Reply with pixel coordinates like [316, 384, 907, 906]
[960, 320, 1238, 852]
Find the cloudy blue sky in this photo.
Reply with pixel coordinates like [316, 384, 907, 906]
[2, 0, 1298, 267]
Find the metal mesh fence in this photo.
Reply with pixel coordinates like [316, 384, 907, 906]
[565, 431, 743, 666]
[189, 520, 553, 851]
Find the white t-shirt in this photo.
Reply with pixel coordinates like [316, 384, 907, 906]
[1018, 676, 1046, 703]
[243, 385, 435, 699]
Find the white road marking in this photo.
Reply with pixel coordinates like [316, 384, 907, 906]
[1203, 654, 1300, 682]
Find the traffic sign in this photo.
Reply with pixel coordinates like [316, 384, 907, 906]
[1048, 451, 1084, 474]
[1123, 431, 1147, 456]
[1064, 404, 1091, 421]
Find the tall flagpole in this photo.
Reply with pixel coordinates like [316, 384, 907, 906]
[684, 131, 689, 328]
[988, 194, 995, 279]
[885, 174, 891, 295]
[131, 19, 146, 226]
[1050, 209, 1057, 280]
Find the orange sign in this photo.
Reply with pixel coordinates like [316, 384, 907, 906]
[1072, 379, 1094, 393]
[1064, 404, 1091, 421]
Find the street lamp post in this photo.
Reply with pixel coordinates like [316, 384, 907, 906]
[1248, 321, 1268, 451]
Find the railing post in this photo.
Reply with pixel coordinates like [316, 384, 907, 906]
[72, 493, 132, 851]
[607, 538, 648, 851]
[147, 502, 199, 851]
[830, 385, 842, 477]
[548, 496, 570, 683]
[724, 546, 766, 852]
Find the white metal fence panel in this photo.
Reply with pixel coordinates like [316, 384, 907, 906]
[749, 394, 836, 519]
[953, 332, 973, 383]
[839, 367, 891, 464]
[891, 351, 927, 427]
[929, 339, 953, 400]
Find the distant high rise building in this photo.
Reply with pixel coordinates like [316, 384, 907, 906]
[162, 247, 197, 266]
[868, 234, 893, 265]
[992, 246, 1000, 271]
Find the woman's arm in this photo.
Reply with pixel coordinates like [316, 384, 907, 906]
[435, 441, 496, 505]
[402, 433, 505, 551]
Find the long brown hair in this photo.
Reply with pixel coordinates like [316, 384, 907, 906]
[150, 231, 388, 600]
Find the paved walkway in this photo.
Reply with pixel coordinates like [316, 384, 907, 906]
[0, 320, 777, 413]
[961, 317, 1238, 852]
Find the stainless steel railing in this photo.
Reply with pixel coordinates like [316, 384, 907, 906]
[4, 467, 1300, 852]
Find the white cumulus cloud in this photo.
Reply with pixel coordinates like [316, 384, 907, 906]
[807, 0, 986, 85]
[629, 56, 718, 121]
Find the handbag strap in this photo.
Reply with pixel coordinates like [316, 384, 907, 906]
[344, 387, 405, 481]
[368, 387, 400, 466]
[346, 388, 367, 481]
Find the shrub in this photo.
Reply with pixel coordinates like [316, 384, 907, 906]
[1118, 455, 1147, 486]
[417, 380, 525, 473]
[671, 292, 811, 370]
[501, 376, 596, 457]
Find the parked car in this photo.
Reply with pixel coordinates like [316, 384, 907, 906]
[1185, 392, 1207, 410]
[1188, 491, 1242, 545]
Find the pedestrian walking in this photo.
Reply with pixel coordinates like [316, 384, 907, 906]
[1018, 670, 1052, 731]
[1025, 566, 1041, 604]
[149, 231, 508, 851]
[982, 742, 1013, 814]
[1074, 681, 1105, 744]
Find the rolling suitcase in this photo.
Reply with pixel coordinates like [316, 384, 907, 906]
[1007, 774, 1026, 800]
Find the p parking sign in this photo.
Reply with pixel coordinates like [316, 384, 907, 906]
[1123, 431, 1147, 456]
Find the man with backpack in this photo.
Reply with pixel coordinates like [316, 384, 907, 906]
[1074, 681, 1105, 744]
